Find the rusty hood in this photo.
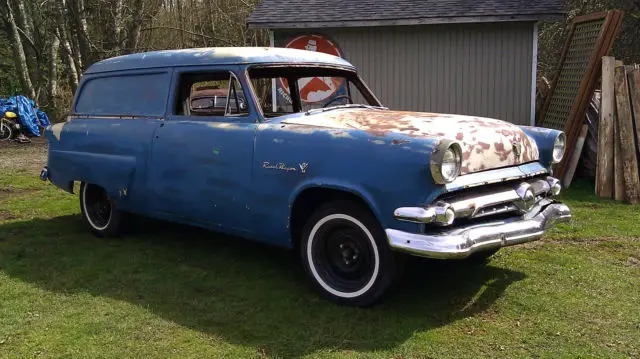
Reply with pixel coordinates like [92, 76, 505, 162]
[280, 109, 539, 174]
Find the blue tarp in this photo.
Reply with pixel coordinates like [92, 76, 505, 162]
[0, 95, 50, 136]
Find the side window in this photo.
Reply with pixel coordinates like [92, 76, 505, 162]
[250, 77, 296, 117]
[175, 71, 249, 118]
[75, 72, 170, 116]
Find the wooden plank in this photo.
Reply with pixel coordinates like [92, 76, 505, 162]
[627, 68, 640, 161]
[614, 103, 626, 201]
[614, 66, 640, 204]
[614, 59, 626, 201]
[563, 124, 588, 188]
[596, 56, 616, 197]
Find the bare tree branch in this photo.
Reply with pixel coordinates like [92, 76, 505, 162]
[140, 26, 235, 46]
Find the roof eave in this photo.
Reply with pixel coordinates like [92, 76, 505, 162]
[248, 13, 566, 29]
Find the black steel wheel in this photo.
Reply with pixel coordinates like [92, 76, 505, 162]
[80, 182, 125, 237]
[300, 200, 400, 306]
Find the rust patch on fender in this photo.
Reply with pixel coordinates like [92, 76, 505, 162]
[50, 123, 65, 141]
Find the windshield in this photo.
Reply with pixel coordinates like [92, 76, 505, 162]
[248, 66, 382, 118]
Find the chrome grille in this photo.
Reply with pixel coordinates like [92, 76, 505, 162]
[393, 176, 561, 226]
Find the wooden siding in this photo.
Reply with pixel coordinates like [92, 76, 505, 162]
[277, 22, 535, 125]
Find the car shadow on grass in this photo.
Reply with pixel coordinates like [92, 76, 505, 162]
[0, 215, 526, 357]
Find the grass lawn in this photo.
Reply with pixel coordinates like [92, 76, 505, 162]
[0, 168, 639, 358]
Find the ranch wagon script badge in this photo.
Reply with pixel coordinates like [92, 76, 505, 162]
[263, 161, 309, 174]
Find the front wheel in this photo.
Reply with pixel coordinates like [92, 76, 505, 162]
[300, 200, 399, 306]
[0, 120, 13, 141]
[79, 182, 126, 237]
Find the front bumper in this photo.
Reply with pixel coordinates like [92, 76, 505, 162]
[386, 202, 571, 259]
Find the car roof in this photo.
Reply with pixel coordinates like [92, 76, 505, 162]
[85, 47, 355, 74]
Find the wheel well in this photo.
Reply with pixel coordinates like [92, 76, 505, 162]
[290, 187, 375, 250]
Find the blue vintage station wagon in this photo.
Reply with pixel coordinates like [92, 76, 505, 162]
[42, 47, 571, 306]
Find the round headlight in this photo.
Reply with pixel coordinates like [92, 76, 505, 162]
[552, 133, 566, 164]
[430, 141, 462, 184]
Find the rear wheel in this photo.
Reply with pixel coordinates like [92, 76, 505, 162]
[80, 182, 125, 237]
[300, 200, 399, 306]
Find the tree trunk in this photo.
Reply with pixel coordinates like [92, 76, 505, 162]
[12, 0, 40, 95]
[48, 35, 60, 107]
[105, 0, 123, 51]
[3, 0, 36, 98]
[177, 0, 184, 47]
[14, 0, 40, 97]
[69, 0, 91, 65]
[69, 27, 83, 75]
[56, 27, 79, 93]
[55, 0, 82, 79]
[124, 0, 144, 54]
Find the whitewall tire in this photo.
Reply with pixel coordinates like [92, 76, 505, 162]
[300, 200, 400, 306]
[79, 182, 125, 237]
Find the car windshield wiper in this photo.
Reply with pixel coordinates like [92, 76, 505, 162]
[304, 104, 388, 116]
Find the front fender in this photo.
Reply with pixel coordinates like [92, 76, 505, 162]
[520, 126, 563, 167]
[288, 177, 384, 225]
[253, 124, 441, 246]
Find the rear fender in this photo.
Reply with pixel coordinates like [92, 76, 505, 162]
[48, 150, 136, 200]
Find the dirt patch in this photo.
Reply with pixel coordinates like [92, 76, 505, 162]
[0, 137, 47, 175]
[0, 188, 21, 201]
[0, 210, 16, 221]
[0, 188, 38, 202]
[0, 188, 10, 201]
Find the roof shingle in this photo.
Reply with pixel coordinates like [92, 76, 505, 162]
[248, 0, 566, 28]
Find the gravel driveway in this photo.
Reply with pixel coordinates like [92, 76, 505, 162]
[0, 137, 48, 175]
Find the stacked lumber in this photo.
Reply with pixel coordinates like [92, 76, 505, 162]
[596, 57, 640, 203]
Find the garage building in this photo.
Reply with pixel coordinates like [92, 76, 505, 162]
[248, 0, 565, 125]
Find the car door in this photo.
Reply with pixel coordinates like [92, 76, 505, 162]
[148, 66, 256, 234]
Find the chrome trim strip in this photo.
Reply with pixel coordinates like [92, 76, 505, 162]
[445, 162, 548, 192]
[70, 114, 165, 120]
[386, 203, 571, 259]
